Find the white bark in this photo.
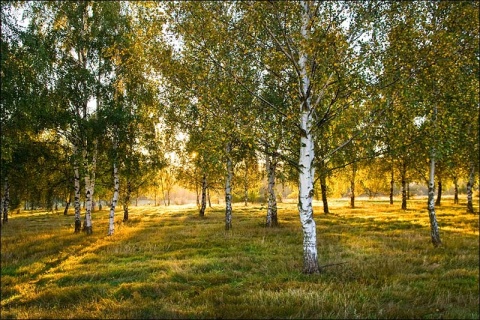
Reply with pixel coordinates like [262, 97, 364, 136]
[297, 0, 320, 274]
[466, 163, 475, 213]
[199, 173, 207, 217]
[73, 147, 82, 233]
[266, 154, 278, 227]
[225, 143, 233, 230]
[350, 163, 357, 208]
[427, 151, 441, 246]
[401, 162, 407, 210]
[108, 160, 119, 236]
[83, 141, 97, 235]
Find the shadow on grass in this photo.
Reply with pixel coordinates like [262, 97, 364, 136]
[2, 202, 478, 319]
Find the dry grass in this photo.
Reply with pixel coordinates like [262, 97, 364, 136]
[1, 197, 478, 319]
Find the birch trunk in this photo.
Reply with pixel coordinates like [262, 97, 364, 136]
[108, 161, 119, 236]
[265, 154, 278, 228]
[199, 173, 207, 217]
[225, 143, 233, 230]
[389, 163, 394, 205]
[466, 163, 475, 213]
[244, 162, 249, 206]
[453, 175, 459, 204]
[435, 179, 442, 206]
[427, 154, 441, 246]
[73, 148, 82, 233]
[82, 142, 97, 235]
[2, 177, 9, 224]
[298, 111, 319, 273]
[320, 174, 329, 214]
[401, 162, 407, 210]
[297, 0, 319, 274]
[350, 163, 357, 208]
[63, 192, 72, 215]
[123, 180, 131, 221]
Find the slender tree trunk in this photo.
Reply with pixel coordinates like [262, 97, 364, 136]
[427, 153, 441, 246]
[435, 178, 442, 206]
[407, 181, 410, 200]
[350, 163, 357, 208]
[108, 161, 120, 236]
[244, 161, 249, 206]
[265, 154, 278, 227]
[207, 187, 212, 208]
[466, 163, 475, 213]
[123, 180, 131, 221]
[453, 175, 459, 204]
[389, 163, 394, 205]
[63, 192, 72, 215]
[320, 173, 329, 214]
[401, 162, 407, 210]
[73, 148, 82, 233]
[108, 136, 119, 236]
[298, 2, 319, 273]
[225, 143, 233, 230]
[82, 142, 97, 235]
[199, 173, 207, 217]
[2, 177, 9, 224]
[167, 189, 170, 206]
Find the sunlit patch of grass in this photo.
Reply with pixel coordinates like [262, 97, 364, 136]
[1, 199, 478, 319]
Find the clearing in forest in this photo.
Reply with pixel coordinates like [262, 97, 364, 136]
[1, 199, 478, 319]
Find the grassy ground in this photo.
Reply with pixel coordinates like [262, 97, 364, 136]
[1, 198, 478, 319]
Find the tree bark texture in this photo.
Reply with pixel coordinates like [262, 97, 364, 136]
[389, 164, 394, 205]
[123, 180, 131, 221]
[63, 192, 72, 215]
[244, 162, 249, 207]
[297, 0, 320, 274]
[350, 163, 357, 208]
[401, 162, 407, 210]
[199, 173, 207, 217]
[320, 174, 329, 214]
[466, 163, 475, 213]
[73, 150, 82, 233]
[108, 155, 120, 236]
[265, 154, 278, 227]
[427, 155, 441, 247]
[435, 179, 442, 206]
[225, 143, 233, 230]
[82, 144, 97, 235]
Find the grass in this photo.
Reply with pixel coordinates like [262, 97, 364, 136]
[1, 198, 478, 319]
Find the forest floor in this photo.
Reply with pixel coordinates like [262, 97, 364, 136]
[1, 198, 478, 319]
